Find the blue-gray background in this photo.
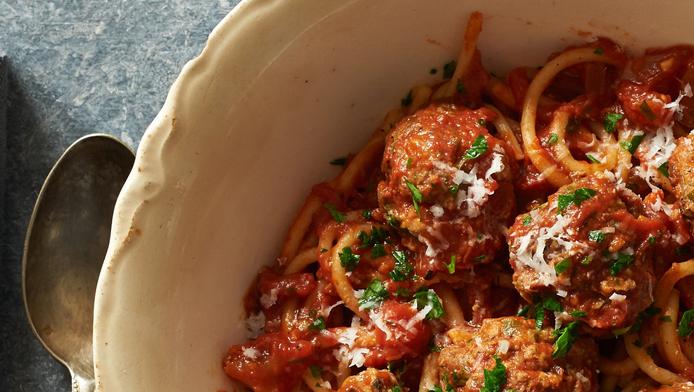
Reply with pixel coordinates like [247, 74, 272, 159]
[0, 1, 240, 390]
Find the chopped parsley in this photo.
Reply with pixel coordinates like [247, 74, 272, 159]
[604, 112, 623, 133]
[371, 244, 386, 258]
[535, 297, 563, 329]
[594, 47, 604, 55]
[633, 306, 661, 332]
[658, 161, 670, 178]
[362, 209, 372, 220]
[456, 80, 466, 94]
[404, 178, 423, 213]
[477, 118, 487, 126]
[324, 203, 345, 222]
[310, 316, 326, 331]
[309, 365, 322, 378]
[557, 187, 597, 213]
[446, 255, 456, 274]
[640, 101, 657, 121]
[588, 230, 605, 242]
[554, 258, 571, 274]
[610, 252, 634, 276]
[385, 213, 400, 228]
[648, 235, 657, 245]
[390, 250, 413, 281]
[413, 288, 444, 319]
[443, 60, 457, 79]
[570, 310, 587, 318]
[359, 280, 389, 309]
[474, 254, 486, 263]
[449, 184, 459, 195]
[358, 227, 389, 249]
[480, 356, 507, 392]
[679, 309, 694, 337]
[553, 321, 580, 358]
[330, 157, 347, 166]
[620, 134, 645, 154]
[429, 386, 443, 392]
[522, 215, 532, 226]
[661, 315, 673, 322]
[586, 154, 601, 163]
[580, 255, 592, 265]
[339, 247, 361, 271]
[547, 133, 558, 145]
[517, 305, 530, 317]
[401, 90, 413, 107]
[463, 135, 488, 160]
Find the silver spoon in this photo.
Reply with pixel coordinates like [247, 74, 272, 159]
[22, 134, 135, 392]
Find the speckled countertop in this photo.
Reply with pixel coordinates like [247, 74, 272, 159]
[0, 1, 240, 390]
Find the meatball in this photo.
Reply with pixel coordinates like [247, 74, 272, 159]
[670, 133, 694, 222]
[437, 317, 597, 391]
[377, 103, 515, 273]
[338, 368, 399, 392]
[507, 174, 663, 332]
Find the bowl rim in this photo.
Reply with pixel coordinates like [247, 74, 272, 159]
[92, 0, 260, 388]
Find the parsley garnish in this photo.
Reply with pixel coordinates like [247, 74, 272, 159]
[610, 252, 634, 275]
[310, 316, 326, 331]
[477, 118, 487, 126]
[480, 356, 507, 392]
[359, 280, 389, 309]
[413, 288, 444, 319]
[404, 178, 423, 213]
[339, 247, 360, 271]
[443, 60, 457, 79]
[648, 235, 656, 245]
[446, 255, 456, 274]
[604, 112, 623, 133]
[371, 244, 386, 258]
[358, 227, 388, 249]
[570, 310, 587, 318]
[517, 305, 530, 317]
[309, 365, 322, 378]
[586, 154, 600, 163]
[640, 101, 657, 121]
[385, 213, 401, 228]
[535, 297, 562, 329]
[580, 255, 592, 265]
[553, 321, 579, 358]
[522, 215, 532, 226]
[547, 133, 558, 145]
[330, 157, 347, 166]
[401, 90, 413, 107]
[679, 309, 694, 337]
[594, 47, 604, 55]
[449, 184, 459, 195]
[390, 250, 413, 281]
[554, 258, 571, 274]
[324, 203, 345, 222]
[588, 230, 605, 242]
[620, 134, 645, 154]
[456, 80, 466, 94]
[362, 209, 372, 220]
[658, 161, 669, 178]
[463, 135, 488, 160]
[557, 188, 597, 213]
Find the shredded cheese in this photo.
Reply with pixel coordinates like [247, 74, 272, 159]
[430, 204, 444, 218]
[245, 312, 266, 338]
[259, 288, 278, 309]
[242, 347, 260, 359]
[609, 293, 627, 302]
[498, 339, 510, 354]
[634, 125, 676, 191]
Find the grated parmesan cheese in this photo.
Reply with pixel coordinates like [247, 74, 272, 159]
[557, 289, 568, 298]
[609, 293, 626, 302]
[663, 84, 693, 115]
[405, 302, 432, 331]
[259, 288, 278, 309]
[245, 312, 266, 338]
[242, 347, 260, 359]
[369, 308, 392, 339]
[634, 125, 676, 191]
[322, 301, 344, 318]
[432, 155, 501, 218]
[498, 339, 510, 354]
[430, 204, 444, 218]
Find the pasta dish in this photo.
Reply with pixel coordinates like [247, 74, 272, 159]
[223, 12, 694, 392]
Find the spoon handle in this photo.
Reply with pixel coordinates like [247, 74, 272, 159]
[71, 370, 95, 392]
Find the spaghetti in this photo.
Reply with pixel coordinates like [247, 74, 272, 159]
[223, 12, 694, 392]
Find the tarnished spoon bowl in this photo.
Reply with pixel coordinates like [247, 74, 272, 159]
[22, 134, 134, 391]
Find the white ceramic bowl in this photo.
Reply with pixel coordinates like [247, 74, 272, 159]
[93, 0, 694, 390]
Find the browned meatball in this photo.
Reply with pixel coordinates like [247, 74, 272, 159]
[377, 104, 515, 274]
[507, 174, 665, 332]
[670, 133, 694, 223]
[338, 368, 399, 392]
[436, 317, 597, 391]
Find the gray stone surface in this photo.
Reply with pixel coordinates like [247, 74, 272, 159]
[0, 1, 240, 390]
